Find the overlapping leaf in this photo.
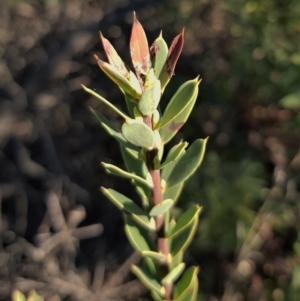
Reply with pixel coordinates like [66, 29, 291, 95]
[122, 120, 155, 149]
[150, 31, 168, 79]
[130, 12, 150, 77]
[131, 265, 165, 297]
[101, 188, 155, 231]
[163, 138, 208, 188]
[173, 266, 199, 301]
[169, 205, 201, 257]
[99, 32, 129, 78]
[89, 108, 139, 157]
[124, 215, 155, 252]
[158, 78, 200, 130]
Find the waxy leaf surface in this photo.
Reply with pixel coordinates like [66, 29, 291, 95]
[162, 262, 185, 285]
[169, 205, 201, 257]
[174, 266, 199, 301]
[131, 264, 164, 296]
[96, 57, 141, 99]
[124, 215, 155, 252]
[160, 92, 198, 144]
[101, 188, 155, 231]
[90, 108, 138, 157]
[138, 79, 161, 116]
[150, 32, 168, 79]
[164, 138, 207, 188]
[102, 163, 152, 188]
[160, 141, 188, 169]
[158, 78, 199, 130]
[122, 120, 155, 149]
[149, 199, 174, 217]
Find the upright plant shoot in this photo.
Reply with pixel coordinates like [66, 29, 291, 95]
[83, 13, 207, 301]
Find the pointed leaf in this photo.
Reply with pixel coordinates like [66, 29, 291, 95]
[149, 199, 174, 217]
[101, 163, 153, 188]
[131, 264, 165, 296]
[27, 291, 43, 301]
[84, 86, 130, 120]
[169, 205, 201, 257]
[12, 291, 26, 301]
[164, 138, 207, 189]
[143, 256, 161, 281]
[174, 266, 199, 301]
[160, 92, 198, 144]
[151, 291, 163, 301]
[90, 108, 139, 156]
[160, 141, 188, 169]
[138, 78, 161, 116]
[159, 30, 184, 90]
[162, 262, 185, 285]
[95, 56, 142, 99]
[150, 31, 168, 79]
[122, 120, 155, 149]
[141, 250, 166, 263]
[120, 145, 150, 210]
[128, 71, 143, 98]
[157, 78, 200, 130]
[169, 251, 184, 270]
[101, 188, 155, 231]
[130, 12, 151, 76]
[124, 92, 137, 118]
[124, 215, 155, 252]
[167, 29, 185, 77]
[99, 32, 129, 77]
[163, 183, 184, 205]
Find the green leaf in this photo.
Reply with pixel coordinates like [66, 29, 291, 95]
[90, 108, 139, 157]
[142, 256, 161, 281]
[163, 183, 184, 205]
[150, 31, 168, 80]
[122, 120, 155, 149]
[157, 78, 200, 130]
[12, 291, 26, 301]
[149, 199, 174, 217]
[124, 215, 155, 252]
[120, 145, 150, 210]
[124, 92, 137, 118]
[151, 291, 163, 301]
[162, 262, 185, 285]
[95, 58, 142, 99]
[101, 163, 153, 188]
[27, 291, 43, 301]
[141, 250, 166, 263]
[101, 188, 155, 231]
[169, 205, 201, 257]
[159, 91, 198, 144]
[169, 251, 183, 270]
[138, 78, 161, 116]
[174, 266, 199, 301]
[83, 85, 130, 120]
[131, 265, 165, 297]
[164, 138, 207, 189]
[160, 141, 188, 169]
[159, 30, 185, 91]
[279, 91, 300, 108]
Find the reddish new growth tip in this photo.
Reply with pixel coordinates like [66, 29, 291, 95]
[99, 32, 129, 78]
[167, 28, 185, 77]
[130, 12, 151, 78]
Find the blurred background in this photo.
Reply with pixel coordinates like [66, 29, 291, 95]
[0, 0, 300, 300]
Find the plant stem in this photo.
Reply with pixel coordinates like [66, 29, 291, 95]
[143, 115, 172, 301]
